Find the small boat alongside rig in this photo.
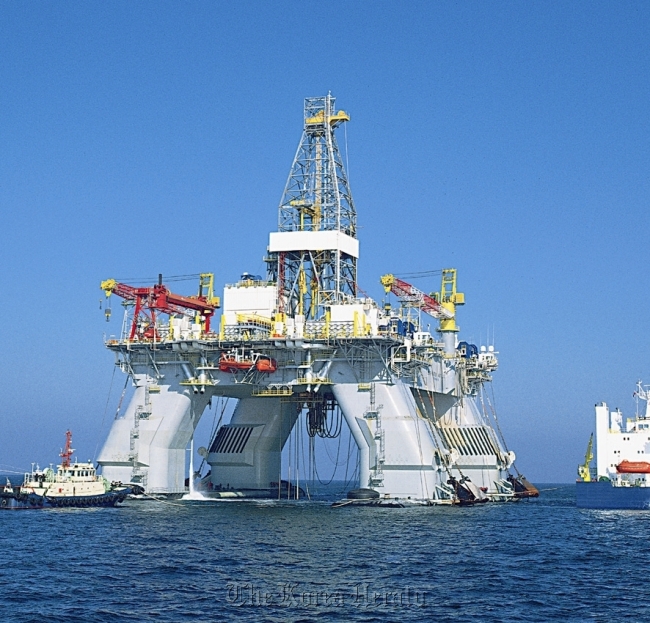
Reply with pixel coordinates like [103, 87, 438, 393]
[577, 382, 650, 509]
[0, 431, 130, 510]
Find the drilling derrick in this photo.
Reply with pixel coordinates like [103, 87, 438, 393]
[269, 94, 358, 318]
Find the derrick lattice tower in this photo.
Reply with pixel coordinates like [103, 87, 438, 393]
[268, 94, 358, 319]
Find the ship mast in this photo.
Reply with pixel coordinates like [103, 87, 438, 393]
[60, 430, 74, 468]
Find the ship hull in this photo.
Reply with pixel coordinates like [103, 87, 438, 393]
[576, 481, 650, 509]
[0, 489, 130, 510]
[0, 491, 46, 509]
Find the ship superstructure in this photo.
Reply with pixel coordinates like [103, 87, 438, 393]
[97, 95, 534, 504]
[594, 384, 650, 481]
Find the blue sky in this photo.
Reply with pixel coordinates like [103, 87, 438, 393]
[1, 2, 648, 482]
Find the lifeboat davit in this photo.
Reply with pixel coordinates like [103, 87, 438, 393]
[616, 460, 650, 474]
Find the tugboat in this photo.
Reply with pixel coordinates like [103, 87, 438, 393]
[0, 431, 131, 509]
[577, 382, 650, 509]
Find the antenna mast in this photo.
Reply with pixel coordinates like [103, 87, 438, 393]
[60, 430, 74, 468]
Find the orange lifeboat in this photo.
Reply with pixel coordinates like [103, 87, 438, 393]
[255, 357, 277, 373]
[218, 353, 254, 372]
[218, 353, 277, 373]
[616, 460, 650, 474]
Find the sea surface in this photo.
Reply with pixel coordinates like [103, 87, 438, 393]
[2, 482, 648, 623]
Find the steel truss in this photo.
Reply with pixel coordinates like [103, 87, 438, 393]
[269, 95, 357, 318]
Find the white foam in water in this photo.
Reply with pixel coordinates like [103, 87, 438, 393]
[182, 438, 209, 501]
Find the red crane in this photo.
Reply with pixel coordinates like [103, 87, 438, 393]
[380, 274, 454, 319]
[101, 274, 220, 341]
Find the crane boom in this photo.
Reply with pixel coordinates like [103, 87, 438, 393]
[100, 274, 220, 340]
[380, 274, 454, 319]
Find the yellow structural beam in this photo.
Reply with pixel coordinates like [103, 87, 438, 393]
[198, 273, 220, 307]
[305, 109, 350, 126]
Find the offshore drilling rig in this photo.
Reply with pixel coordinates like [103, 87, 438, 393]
[97, 94, 537, 505]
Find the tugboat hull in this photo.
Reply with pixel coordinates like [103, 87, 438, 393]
[0, 489, 130, 510]
[45, 490, 130, 508]
[0, 491, 46, 510]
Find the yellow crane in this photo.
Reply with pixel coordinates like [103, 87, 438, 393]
[577, 433, 594, 482]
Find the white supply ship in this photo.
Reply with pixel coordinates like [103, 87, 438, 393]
[577, 382, 650, 509]
[96, 95, 537, 506]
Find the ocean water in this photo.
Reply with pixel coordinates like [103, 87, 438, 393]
[2, 483, 649, 623]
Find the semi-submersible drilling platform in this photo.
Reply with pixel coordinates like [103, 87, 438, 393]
[97, 95, 537, 505]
